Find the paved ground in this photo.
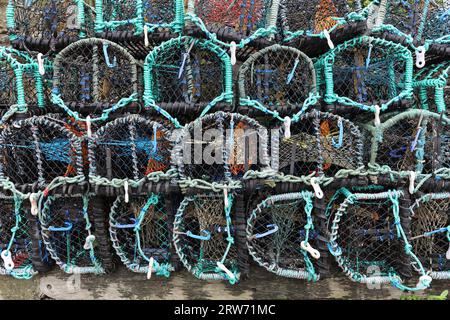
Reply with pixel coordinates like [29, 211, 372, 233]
[0, 266, 447, 300]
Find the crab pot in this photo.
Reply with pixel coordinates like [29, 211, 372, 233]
[39, 192, 114, 274]
[327, 189, 417, 286]
[365, 110, 450, 176]
[109, 192, 178, 276]
[238, 45, 318, 117]
[171, 111, 271, 185]
[52, 38, 138, 121]
[173, 192, 247, 283]
[0, 188, 52, 279]
[274, 110, 364, 179]
[279, 0, 374, 46]
[7, 0, 94, 53]
[185, 0, 279, 46]
[143, 36, 233, 126]
[246, 191, 323, 280]
[89, 115, 174, 183]
[0, 48, 50, 114]
[321, 36, 413, 113]
[94, 0, 183, 37]
[413, 62, 450, 116]
[382, 0, 449, 44]
[0, 116, 83, 193]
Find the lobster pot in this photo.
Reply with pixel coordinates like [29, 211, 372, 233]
[364, 110, 450, 175]
[95, 0, 183, 34]
[186, 0, 279, 43]
[279, 0, 374, 41]
[275, 110, 364, 178]
[109, 193, 174, 276]
[52, 38, 138, 122]
[238, 45, 318, 116]
[322, 36, 413, 113]
[246, 191, 320, 280]
[0, 48, 49, 111]
[89, 115, 173, 182]
[40, 193, 111, 274]
[173, 193, 242, 283]
[410, 193, 450, 280]
[172, 111, 271, 185]
[143, 36, 233, 126]
[0, 190, 42, 279]
[383, 0, 449, 43]
[0, 116, 83, 191]
[413, 62, 449, 115]
[327, 189, 415, 286]
[7, 0, 94, 51]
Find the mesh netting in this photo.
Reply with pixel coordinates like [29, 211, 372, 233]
[276, 111, 364, 178]
[144, 36, 232, 125]
[89, 115, 173, 182]
[172, 111, 270, 184]
[0, 193, 36, 279]
[173, 193, 239, 282]
[322, 36, 413, 111]
[109, 194, 173, 275]
[7, 0, 94, 46]
[410, 193, 450, 279]
[96, 0, 182, 33]
[40, 194, 105, 274]
[328, 189, 409, 284]
[238, 45, 317, 112]
[422, 0, 450, 41]
[188, 0, 277, 39]
[368, 110, 450, 174]
[0, 116, 83, 188]
[52, 38, 138, 121]
[246, 191, 319, 279]
[279, 0, 367, 38]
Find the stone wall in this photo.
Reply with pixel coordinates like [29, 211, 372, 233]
[0, 0, 8, 46]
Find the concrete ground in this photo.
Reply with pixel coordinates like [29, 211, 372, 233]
[0, 266, 448, 300]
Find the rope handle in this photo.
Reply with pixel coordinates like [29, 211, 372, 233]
[1, 250, 14, 271]
[113, 218, 137, 229]
[286, 58, 300, 84]
[175, 230, 211, 241]
[102, 43, 117, 68]
[178, 39, 196, 79]
[48, 221, 73, 232]
[250, 224, 279, 239]
[301, 241, 320, 259]
[331, 119, 344, 148]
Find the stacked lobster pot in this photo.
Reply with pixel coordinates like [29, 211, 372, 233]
[0, 0, 448, 293]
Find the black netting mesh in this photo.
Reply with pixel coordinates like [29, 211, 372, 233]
[277, 111, 363, 177]
[0, 116, 82, 187]
[410, 195, 450, 276]
[109, 194, 172, 273]
[90, 115, 173, 181]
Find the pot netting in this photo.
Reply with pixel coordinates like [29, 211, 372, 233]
[0, 193, 36, 279]
[370, 111, 450, 174]
[109, 194, 172, 276]
[40, 194, 105, 274]
[173, 193, 239, 283]
[144, 37, 232, 126]
[187, 0, 278, 42]
[52, 38, 138, 121]
[422, 0, 449, 42]
[95, 0, 183, 33]
[276, 111, 364, 178]
[327, 190, 427, 288]
[0, 116, 82, 188]
[323, 36, 413, 112]
[246, 191, 319, 280]
[89, 115, 173, 182]
[279, 0, 368, 39]
[410, 193, 450, 279]
[238, 45, 317, 114]
[172, 112, 270, 185]
[0, 48, 48, 111]
[7, 0, 94, 47]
